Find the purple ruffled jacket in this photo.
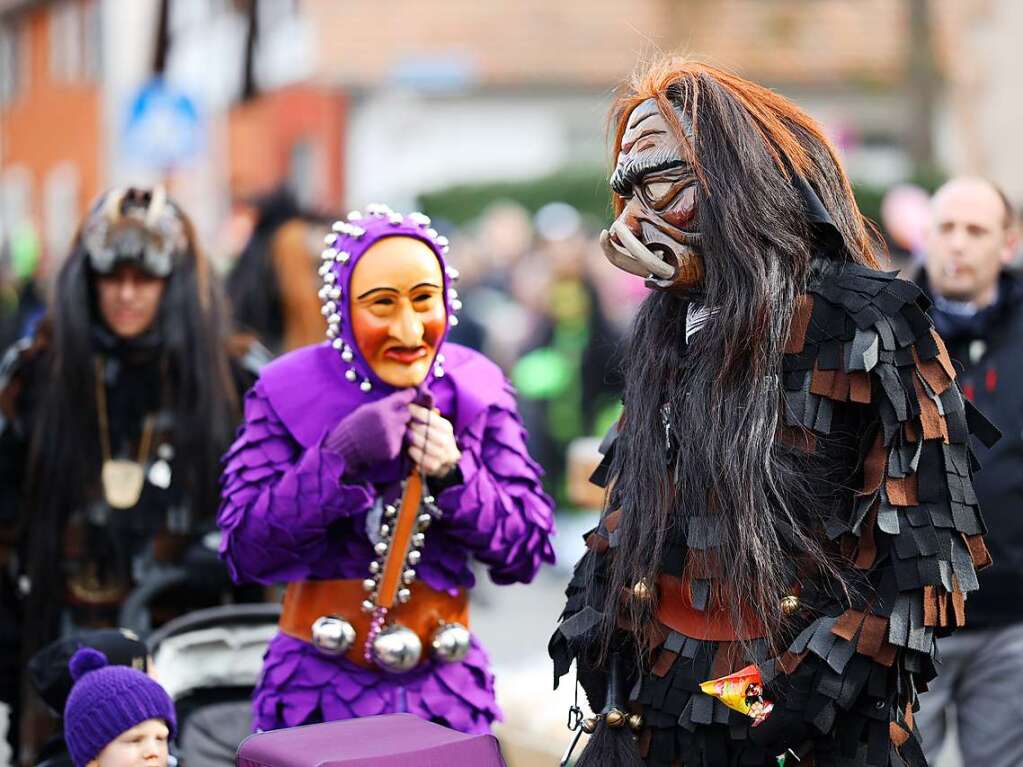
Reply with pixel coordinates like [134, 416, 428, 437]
[218, 341, 556, 734]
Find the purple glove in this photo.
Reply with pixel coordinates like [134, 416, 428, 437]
[325, 389, 416, 470]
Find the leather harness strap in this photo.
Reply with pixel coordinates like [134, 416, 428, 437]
[279, 578, 469, 669]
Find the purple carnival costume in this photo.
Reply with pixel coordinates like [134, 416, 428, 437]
[218, 204, 556, 735]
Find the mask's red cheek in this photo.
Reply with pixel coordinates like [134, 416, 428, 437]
[422, 310, 448, 351]
[351, 309, 393, 364]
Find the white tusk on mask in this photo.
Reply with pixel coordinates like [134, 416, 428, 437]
[609, 220, 676, 280]
[599, 229, 650, 278]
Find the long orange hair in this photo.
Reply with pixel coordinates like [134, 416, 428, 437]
[609, 56, 879, 269]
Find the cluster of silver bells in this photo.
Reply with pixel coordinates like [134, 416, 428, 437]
[310, 616, 471, 673]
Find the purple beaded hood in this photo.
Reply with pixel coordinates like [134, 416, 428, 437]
[316, 203, 461, 395]
[259, 204, 509, 451]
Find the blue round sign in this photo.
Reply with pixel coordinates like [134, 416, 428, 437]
[122, 79, 204, 170]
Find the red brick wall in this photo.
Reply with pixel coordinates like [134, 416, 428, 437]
[1, 1, 101, 256]
[305, 0, 971, 89]
[228, 84, 347, 208]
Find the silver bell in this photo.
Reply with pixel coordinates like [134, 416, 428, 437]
[310, 615, 356, 656]
[371, 623, 422, 673]
[431, 622, 471, 663]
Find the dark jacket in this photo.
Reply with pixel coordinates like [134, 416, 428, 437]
[917, 268, 1023, 629]
[0, 330, 265, 624]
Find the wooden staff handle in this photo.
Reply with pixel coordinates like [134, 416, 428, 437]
[376, 471, 423, 608]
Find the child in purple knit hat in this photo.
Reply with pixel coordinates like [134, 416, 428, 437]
[63, 647, 176, 767]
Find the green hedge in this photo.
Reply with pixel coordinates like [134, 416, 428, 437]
[855, 167, 946, 227]
[418, 166, 612, 227]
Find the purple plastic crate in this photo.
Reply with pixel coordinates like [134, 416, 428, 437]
[236, 714, 507, 767]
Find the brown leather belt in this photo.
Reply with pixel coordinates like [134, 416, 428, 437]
[656, 574, 767, 641]
[279, 578, 469, 669]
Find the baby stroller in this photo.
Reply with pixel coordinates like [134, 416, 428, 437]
[145, 600, 279, 767]
[117, 539, 280, 767]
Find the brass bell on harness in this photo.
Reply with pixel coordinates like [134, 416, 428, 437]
[310, 615, 356, 656]
[431, 622, 471, 663]
[631, 578, 654, 601]
[371, 623, 422, 673]
[605, 708, 626, 728]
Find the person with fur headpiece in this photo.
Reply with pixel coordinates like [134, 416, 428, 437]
[549, 58, 997, 767]
[0, 187, 264, 758]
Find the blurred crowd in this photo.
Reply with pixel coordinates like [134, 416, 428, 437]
[4, 181, 1018, 508]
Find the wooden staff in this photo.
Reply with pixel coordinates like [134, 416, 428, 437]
[376, 471, 423, 608]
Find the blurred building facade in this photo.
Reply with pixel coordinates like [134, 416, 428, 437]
[1, 0, 1021, 268]
[0, 0, 101, 269]
[228, 84, 346, 211]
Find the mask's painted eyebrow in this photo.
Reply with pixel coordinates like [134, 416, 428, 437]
[358, 282, 441, 300]
[357, 286, 399, 299]
[610, 152, 685, 196]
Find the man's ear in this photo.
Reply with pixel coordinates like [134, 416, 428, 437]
[1001, 224, 1020, 267]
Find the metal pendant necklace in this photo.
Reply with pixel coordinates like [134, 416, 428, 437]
[95, 357, 155, 509]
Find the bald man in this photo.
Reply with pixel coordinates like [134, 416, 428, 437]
[914, 177, 1022, 767]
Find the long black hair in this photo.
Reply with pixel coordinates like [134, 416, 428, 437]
[226, 187, 301, 348]
[21, 195, 240, 653]
[603, 59, 882, 658]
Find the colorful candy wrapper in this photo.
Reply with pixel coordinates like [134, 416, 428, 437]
[699, 664, 774, 727]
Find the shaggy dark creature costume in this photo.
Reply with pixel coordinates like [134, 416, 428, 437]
[550, 59, 998, 767]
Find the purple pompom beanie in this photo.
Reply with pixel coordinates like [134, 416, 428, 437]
[64, 647, 177, 767]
